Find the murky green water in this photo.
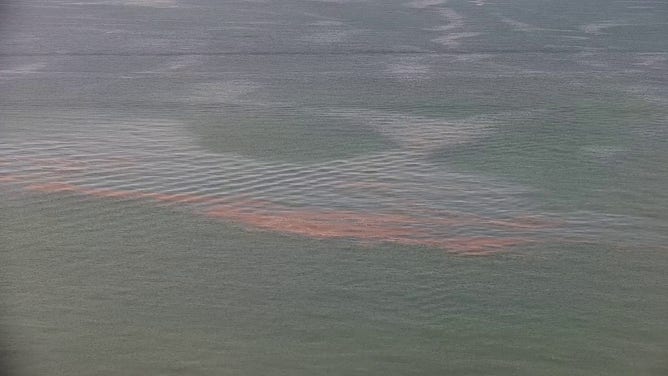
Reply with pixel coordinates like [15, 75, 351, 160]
[1, 0, 667, 374]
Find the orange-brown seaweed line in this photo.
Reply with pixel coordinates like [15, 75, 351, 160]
[206, 205, 536, 254]
[14, 178, 543, 255]
[0, 175, 19, 183]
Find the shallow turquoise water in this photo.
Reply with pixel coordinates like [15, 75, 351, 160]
[1, 0, 667, 374]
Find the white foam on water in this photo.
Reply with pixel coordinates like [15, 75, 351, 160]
[416, 7, 482, 49]
[63, 0, 178, 7]
[308, 0, 368, 3]
[404, 0, 448, 9]
[561, 35, 591, 41]
[581, 145, 628, 162]
[581, 22, 633, 35]
[431, 32, 480, 48]
[498, 17, 540, 32]
[434, 8, 465, 32]
[309, 20, 345, 27]
[165, 81, 261, 105]
[301, 30, 357, 44]
[385, 56, 431, 80]
[622, 85, 668, 106]
[0, 63, 47, 79]
[633, 54, 668, 69]
[137, 56, 203, 75]
[326, 108, 494, 152]
[574, 52, 613, 69]
[111, 0, 179, 7]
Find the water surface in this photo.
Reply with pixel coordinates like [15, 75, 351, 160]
[1, 0, 667, 374]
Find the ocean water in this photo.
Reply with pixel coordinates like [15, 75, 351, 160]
[1, 0, 667, 374]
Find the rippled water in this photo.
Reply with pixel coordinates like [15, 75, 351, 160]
[1, 0, 667, 374]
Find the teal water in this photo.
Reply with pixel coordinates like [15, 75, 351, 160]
[1, 0, 667, 374]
